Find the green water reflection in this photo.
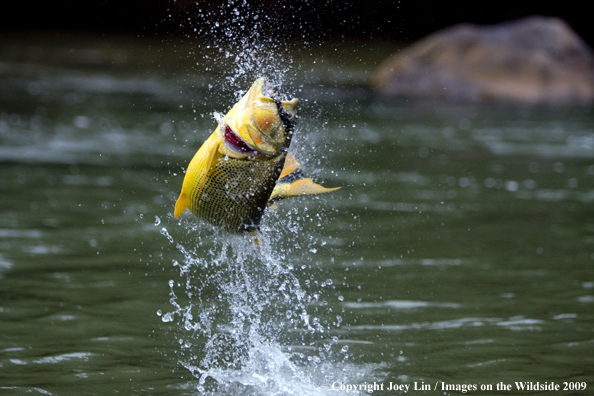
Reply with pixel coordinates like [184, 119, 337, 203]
[1, 37, 593, 395]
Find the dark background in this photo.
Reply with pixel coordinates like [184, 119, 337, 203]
[2, 1, 592, 46]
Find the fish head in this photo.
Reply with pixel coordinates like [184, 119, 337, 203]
[221, 77, 300, 158]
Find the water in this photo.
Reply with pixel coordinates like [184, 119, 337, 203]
[2, 23, 594, 396]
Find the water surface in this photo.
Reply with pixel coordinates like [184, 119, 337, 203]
[1, 35, 593, 395]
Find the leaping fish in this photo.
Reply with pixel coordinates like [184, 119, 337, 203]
[174, 77, 339, 232]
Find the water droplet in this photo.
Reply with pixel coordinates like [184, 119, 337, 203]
[160, 228, 174, 243]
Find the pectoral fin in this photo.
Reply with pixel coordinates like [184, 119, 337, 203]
[289, 178, 341, 196]
[174, 192, 187, 218]
[270, 178, 340, 202]
[271, 153, 340, 202]
[279, 152, 300, 179]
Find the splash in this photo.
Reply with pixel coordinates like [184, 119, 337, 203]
[160, 213, 361, 395]
[176, 0, 299, 100]
[157, 2, 378, 393]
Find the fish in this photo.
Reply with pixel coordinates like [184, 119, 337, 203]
[174, 77, 339, 233]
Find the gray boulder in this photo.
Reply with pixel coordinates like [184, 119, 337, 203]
[372, 16, 594, 105]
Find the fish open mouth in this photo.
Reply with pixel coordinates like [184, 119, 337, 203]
[223, 124, 261, 156]
[222, 78, 299, 158]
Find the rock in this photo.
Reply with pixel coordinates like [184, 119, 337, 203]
[372, 16, 594, 105]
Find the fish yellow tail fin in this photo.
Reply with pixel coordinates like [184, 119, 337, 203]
[174, 193, 187, 218]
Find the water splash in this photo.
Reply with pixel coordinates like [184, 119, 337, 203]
[160, 218, 360, 394]
[157, 2, 376, 393]
[176, 0, 300, 101]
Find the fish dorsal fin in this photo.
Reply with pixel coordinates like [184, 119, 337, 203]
[271, 153, 340, 202]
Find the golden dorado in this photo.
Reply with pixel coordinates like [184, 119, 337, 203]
[174, 77, 339, 232]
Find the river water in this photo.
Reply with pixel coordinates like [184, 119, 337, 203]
[1, 32, 593, 395]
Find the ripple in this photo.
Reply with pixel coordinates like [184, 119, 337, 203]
[0, 253, 12, 275]
[552, 313, 577, 320]
[0, 388, 53, 395]
[362, 201, 480, 213]
[485, 141, 594, 158]
[22, 245, 62, 255]
[10, 359, 27, 365]
[345, 316, 551, 333]
[467, 358, 507, 368]
[577, 295, 594, 303]
[344, 258, 464, 267]
[62, 175, 113, 186]
[0, 229, 42, 239]
[496, 317, 544, 331]
[346, 317, 500, 332]
[343, 300, 461, 309]
[32, 352, 93, 364]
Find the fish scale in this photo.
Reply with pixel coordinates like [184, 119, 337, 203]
[189, 153, 286, 232]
